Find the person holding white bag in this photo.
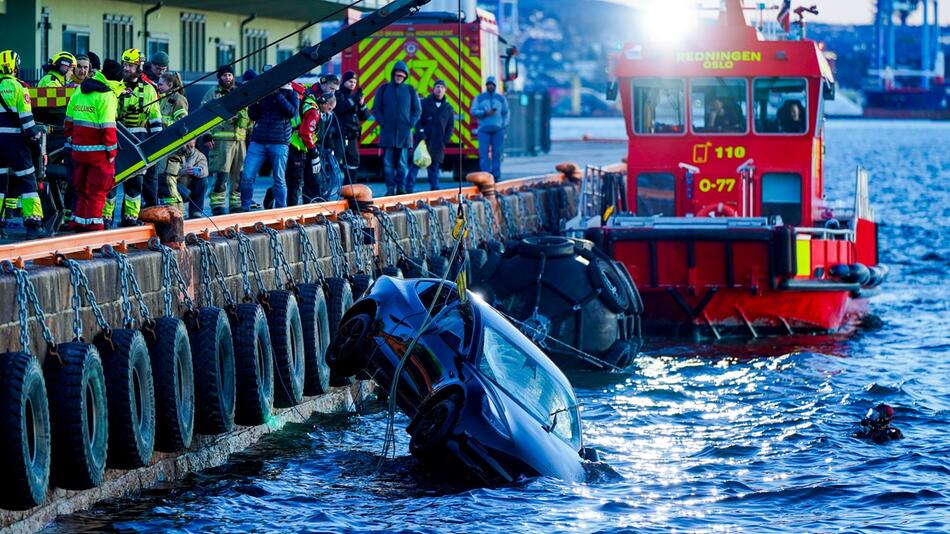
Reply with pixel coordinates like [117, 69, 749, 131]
[409, 79, 456, 191]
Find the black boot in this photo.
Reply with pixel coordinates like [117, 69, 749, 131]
[211, 206, 227, 216]
[385, 187, 395, 196]
[120, 217, 144, 227]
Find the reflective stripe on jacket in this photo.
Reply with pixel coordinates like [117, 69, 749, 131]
[201, 84, 250, 141]
[0, 75, 34, 136]
[118, 79, 163, 133]
[65, 73, 121, 163]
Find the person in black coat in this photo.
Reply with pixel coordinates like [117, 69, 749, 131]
[372, 61, 421, 195]
[409, 79, 456, 191]
[334, 71, 371, 183]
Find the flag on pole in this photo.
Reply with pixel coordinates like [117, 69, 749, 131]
[777, 0, 792, 32]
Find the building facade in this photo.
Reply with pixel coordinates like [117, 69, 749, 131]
[0, 0, 389, 82]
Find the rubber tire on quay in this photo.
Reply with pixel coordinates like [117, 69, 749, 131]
[381, 265, 403, 278]
[325, 277, 355, 386]
[587, 257, 631, 313]
[0, 352, 51, 509]
[427, 255, 448, 278]
[480, 240, 505, 282]
[144, 317, 194, 452]
[45, 342, 108, 490]
[518, 236, 575, 258]
[267, 290, 305, 408]
[398, 256, 428, 279]
[231, 303, 274, 425]
[95, 329, 156, 469]
[602, 339, 638, 370]
[612, 260, 643, 315]
[297, 283, 332, 396]
[467, 248, 488, 287]
[188, 307, 236, 435]
[326, 312, 375, 379]
[409, 391, 463, 461]
[351, 273, 374, 299]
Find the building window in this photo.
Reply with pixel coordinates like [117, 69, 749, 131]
[103, 14, 133, 62]
[244, 29, 268, 73]
[216, 41, 235, 69]
[40, 8, 51, 66]
[636, 173, 676, 216]
[632, 78, 685, 135]
[146, 35, 169, 60]
[62, 25, 90, 56]
[180, 12, 206, 72]
[276, 47, 294, 64]
[690, 78, 748, 134]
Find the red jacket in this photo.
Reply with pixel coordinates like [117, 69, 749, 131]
[299, 105, 321, 150]
[64, 75, 122, 163]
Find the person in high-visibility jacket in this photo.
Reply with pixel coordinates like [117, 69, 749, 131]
[201, 65, 250, 215]
[104, 48, 163, 227]
[287, 83, 315, 206]
[64, 61, 124, 232]
[38, 51, 76, 88]
[0, 49, 45, 237]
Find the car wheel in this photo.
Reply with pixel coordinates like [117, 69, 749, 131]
[409, 391, 462, 461]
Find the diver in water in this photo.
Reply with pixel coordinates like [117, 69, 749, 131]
[855, 403, 904, 443]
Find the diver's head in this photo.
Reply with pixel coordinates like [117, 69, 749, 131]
[865, 403, 895, 426]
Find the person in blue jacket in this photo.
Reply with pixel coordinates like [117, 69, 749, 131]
[471, 76, 509, 180]
[240, 84, 298, 210]
[373, 61, 421, 195]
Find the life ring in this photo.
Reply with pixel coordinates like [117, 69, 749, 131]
[296, 283, 331, 396]
[231, 302, 274, 425]
[145, 317, 194, 452]
[0, 351, 51, 509]
[188, 307, 236, 435]
[696, 203, 738, 218]
[267, 290, 306, 408]
[96, 328, 155, 469]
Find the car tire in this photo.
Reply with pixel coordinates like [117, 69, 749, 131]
[297, 283, 331, 396]
[351, 273, 374, 299]
[267, 290, 305, 408]
[409, 391, 463, 461]
[145, 317, 194, 452]
[95, 328, 155, 469]
[325, 312, 374, 378]
[45, 342, 108, 490]
[231, 303, 274, 425]
[0, 352, 51, 509]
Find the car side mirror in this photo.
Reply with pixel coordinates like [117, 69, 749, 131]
[605, 81, 618, 102]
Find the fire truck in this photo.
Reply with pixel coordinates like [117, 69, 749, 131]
[341, 8, 518, 179]
[570, 0, 885, 337]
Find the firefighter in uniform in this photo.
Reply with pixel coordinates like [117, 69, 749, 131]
[105, 48, 162, 227]
[0, 50, 45, 237]
[201, 65, 250, 215]
[64, 61, 124, 232]
[38, 51, 76, 88]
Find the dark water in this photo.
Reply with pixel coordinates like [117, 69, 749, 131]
[47, 119, 950, 533]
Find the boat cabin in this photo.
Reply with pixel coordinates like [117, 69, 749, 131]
[613, 3, 836, 228]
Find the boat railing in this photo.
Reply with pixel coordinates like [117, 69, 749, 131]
[579, 165, 627, 219]
[794, 226, 856, 241]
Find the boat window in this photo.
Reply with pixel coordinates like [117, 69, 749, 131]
[690, 78, 748, 134]
[632, 78, 685, 135]
[636, 173, 676, 216]
[761, 172, 802, 225]
[478, 325, 581, 449]
[754, 78, 808, 134]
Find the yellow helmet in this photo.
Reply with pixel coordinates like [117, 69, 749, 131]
[51, 51, 76, 67]
[0, 49, 20, 75]
[121, 48, 143, 65]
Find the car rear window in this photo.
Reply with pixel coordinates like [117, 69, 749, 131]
[478, 325, 581, 449]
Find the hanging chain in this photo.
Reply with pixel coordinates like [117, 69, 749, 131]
[373, 208, 401, 267]
[101, 246, 135, 328]
[421, 203, 448, 257]
[499, 195, 520, 240]
[518, 191, 532, 235]
[401, 205, 425, 259]
[121, 254, 152, 324]
[291, 220, 325, 285]
[257, 224, 297, 291]
[462, 198, 485, 248]
[2, 261, 58, 356]
[149, 240, 196, 314]
[197, 236, 215, 307]
[62, 258, 112, 339]
[481, 197, 499, 241]
[340, 212, 370, 275]
[323, 217, 349, 277]
[233, 230, 268, 298]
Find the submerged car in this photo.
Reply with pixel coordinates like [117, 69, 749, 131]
[326, 276, 596, 484]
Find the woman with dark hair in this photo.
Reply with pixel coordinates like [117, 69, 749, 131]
[334, 71, 371, 182]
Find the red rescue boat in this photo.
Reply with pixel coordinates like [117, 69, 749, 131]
[569, 0, 885, 337]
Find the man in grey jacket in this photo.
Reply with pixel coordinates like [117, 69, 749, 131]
[373, 61, 421, 195]
[471, 76, 509, 180]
